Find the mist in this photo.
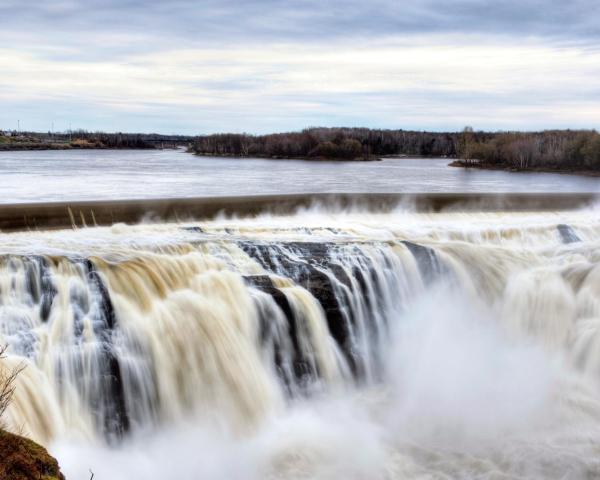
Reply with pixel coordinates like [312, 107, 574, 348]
[52, 286, 590, 479]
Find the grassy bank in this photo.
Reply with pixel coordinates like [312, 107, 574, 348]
[0, 430, 65, 480]
[0, 134, 152, 151]
[0, 137, 94, 150]
[0, 132, 192, 151]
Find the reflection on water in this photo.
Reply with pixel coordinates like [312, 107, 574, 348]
[0, 149, 598, 203]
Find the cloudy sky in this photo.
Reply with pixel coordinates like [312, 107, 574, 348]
[1, 0, 599, 134]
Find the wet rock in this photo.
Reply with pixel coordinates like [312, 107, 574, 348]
[24, 260, 41, 305]
[402, 241, 445, 284]
[83, 259, 129, 439]
[181, 226, 204, 233]
[37, 257, 57, 323]
[244, 274, 319, 383]
[557, 224, 581, 244]
[240, 242, 367, 375]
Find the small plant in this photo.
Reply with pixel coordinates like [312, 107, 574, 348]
[0, 345, 25, 426]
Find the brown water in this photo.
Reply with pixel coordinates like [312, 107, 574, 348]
[1, 208, 600, 479]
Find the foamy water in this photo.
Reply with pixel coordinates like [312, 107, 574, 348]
[0, 206, 599, 478]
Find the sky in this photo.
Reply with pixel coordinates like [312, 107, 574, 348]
[0, 0, 599, 135]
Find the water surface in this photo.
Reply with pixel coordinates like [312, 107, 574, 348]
[0, 149, 597, 204]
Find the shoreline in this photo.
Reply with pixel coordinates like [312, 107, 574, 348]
[449, 160, 600, 177]
[0, 144, 157, 151]
[0, 193, 596, 232]
[191, 152, 450, 161]
[191, 152, 381, 161]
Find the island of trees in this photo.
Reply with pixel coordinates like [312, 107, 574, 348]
[191, 127, 457, 160]
[190, 127, 600, 173]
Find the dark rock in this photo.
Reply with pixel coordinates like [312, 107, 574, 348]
[557, 224, 581, 244]
[244, 274, 320, 385]
[240, 242, 369, 376]
[181, 226, 204, 233]
[402, 241, 446, 284]
[38, 257, 57, 323]
[83, 259, 129, 439]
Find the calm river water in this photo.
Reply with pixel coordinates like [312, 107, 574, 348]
[0, 148, 597, 203]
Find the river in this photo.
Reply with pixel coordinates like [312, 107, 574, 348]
[1, 148, 600, 479]
[0, 149, 597, 203]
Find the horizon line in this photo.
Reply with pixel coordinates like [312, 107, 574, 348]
[3, 126, 600, 137]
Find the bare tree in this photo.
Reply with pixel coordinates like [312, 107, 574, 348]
[0, 345, 25, 426]
[190, 127, 600, 171]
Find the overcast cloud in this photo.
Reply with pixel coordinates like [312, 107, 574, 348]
[0, 0, 599, 134]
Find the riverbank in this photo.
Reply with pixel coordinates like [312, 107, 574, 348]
[0, 141, 154, 151]
[1, 142, 103, 151]
[449, 160, 600, 177]
[0, 133, 191, 151]
[191, 151, 381, 161]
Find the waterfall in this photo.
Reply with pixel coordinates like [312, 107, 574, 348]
[0, 240, 423, 443]
[1, 208, 600, 478]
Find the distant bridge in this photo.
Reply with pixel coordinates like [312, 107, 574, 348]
[144, 136, 194, 148]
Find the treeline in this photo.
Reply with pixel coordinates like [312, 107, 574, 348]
[191, 127, 600, 171]
[70, 131, 194, 148]
[458, 128, 600, 171]
[0, 130, 194, 150]
[3, 127, 599, 171]
[66, 131, 154, 148]
[191, 128, 459, 160]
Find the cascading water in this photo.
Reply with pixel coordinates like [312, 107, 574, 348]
[1, 206, 600, 478]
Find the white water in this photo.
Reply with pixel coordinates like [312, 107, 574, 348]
[1, 206, 600, 478]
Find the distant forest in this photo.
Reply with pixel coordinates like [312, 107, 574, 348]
[191, 127, 600, 172]
[0, 130, 193, 150]
[191, 128, 457, 159]
[2, 127, 599, 173]
[456, 128, 600, 172]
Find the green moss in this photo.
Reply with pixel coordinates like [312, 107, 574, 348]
[0, 430, 65, 480]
